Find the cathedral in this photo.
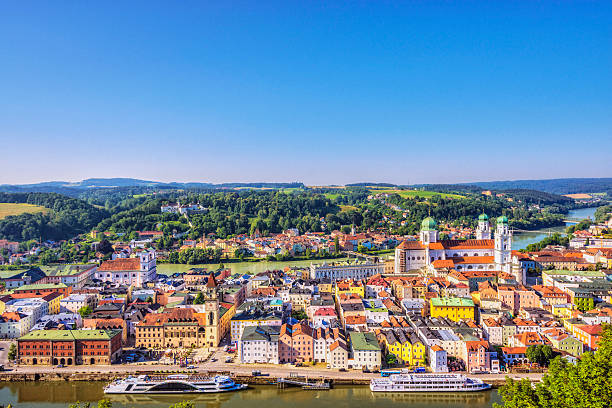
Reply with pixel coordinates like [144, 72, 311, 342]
[394, 214, 517, 280]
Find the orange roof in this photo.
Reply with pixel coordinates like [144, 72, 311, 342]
[441, 239, 494, 250]
[98, 258, 140, 271]
[432, 259, 455, 268]
[501, 347, 527, 354]
[345, 315, 366, 325]
[450, 256, 494, 264]
[397, 240, 425, 250]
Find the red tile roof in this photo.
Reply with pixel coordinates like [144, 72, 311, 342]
[98, 258, 140, 271]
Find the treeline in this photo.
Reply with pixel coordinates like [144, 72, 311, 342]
[95, 199, 190, 235]
[381, 193, 566, 235]
[0, 193, 109, 242]
[187, 191, 337, 238]
[471, 177, 612, 195]
[595, 205, 612, 223]
[167, 247, 224, 264]
[523, 233, 569, 252]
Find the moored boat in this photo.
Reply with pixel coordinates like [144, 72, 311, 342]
[370, 373, 490, 392]
[104, 374, 247, 394]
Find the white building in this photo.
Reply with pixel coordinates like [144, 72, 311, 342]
[60, 294, 97, 313]
[429, 345, 448, 372]
[395, 215, 514, 277]
[349, 332, 382, 370]
[238, 325, 279, 364]
[309, 261, 384, 281]
[1, 298, 49, 338]
[40, 264, 97, 289]
[95, 250, 157, 287]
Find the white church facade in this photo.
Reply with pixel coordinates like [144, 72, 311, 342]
[394, 214, 517, 281]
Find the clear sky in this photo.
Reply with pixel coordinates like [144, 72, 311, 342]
[1, 1, 611, 185]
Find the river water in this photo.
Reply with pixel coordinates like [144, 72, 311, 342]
[0, 382, 501, 408]
[511, 207, 598, 250]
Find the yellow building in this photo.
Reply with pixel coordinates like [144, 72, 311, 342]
[430, 297, 475, 321]
[381, 329, 425, 367]
[335, 280, 365, 298]
[318, 282, 333, 294]
[551, 303, 573, 319]
[44, 292, 63, 314]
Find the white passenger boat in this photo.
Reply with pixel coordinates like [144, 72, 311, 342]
[370, 373, 491, 392]
[104, 374, 247, 394]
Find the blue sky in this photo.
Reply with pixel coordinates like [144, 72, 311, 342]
[1, 1, 611, 185]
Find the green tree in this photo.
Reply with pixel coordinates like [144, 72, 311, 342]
[96, 399, 112, 408]
[78, 305, 93, 318]
[386, 353, 397, 366]
[168, 401, 194, 408]
[193, 292, 205, 304]
[8, 343, 17, 361]
[495, 324, 612, 408]
[291, 310, 308, 321]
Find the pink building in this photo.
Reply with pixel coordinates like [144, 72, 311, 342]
[497, 285, 539, 315]
[279, 322, 313, 363]
[463, 340, 493, 373]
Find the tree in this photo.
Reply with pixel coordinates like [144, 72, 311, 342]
[78, 305, 93, 318]
[193, 292, 205, 304]
[97, 400, 112, 408]
[291, 310, 308, 321]
[168, 401, 194, 408]
[526, 345, 556, 367]
[386, 353, 397, 366]
[69, 400, 112, 408]
[97, 239, 114, 255]
[495, 324, 612, 408]
[8, 343, 17, 361]
[334, 236, 340, 253]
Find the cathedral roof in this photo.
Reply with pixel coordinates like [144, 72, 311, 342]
[397, 240, 425, 250]
[497, 215, 509, 224]
[478, 213, 489, 221]
[440, 239, 495, 250]
[421, 217, 437, 231]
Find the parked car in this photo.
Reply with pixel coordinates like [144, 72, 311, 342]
[339, 368, 347, 372]
[252, 370, 262, 376]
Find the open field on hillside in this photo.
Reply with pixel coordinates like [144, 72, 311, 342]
[0, 203, 48, 219]
[369, 187, 464, 199]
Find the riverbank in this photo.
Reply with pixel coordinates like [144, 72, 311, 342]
[0, 364, 542, 388]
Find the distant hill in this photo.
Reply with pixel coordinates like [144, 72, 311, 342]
[465, 178, 612, 195]
[0, 178, 305, 192]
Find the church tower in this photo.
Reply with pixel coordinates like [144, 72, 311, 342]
[203, 272, 220, 347]
[494, 216, 512, 273]
[420, 217, 439, 245]
[476, 213, 491, 240]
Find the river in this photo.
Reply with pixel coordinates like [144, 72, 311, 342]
[0, 382, 501, 408]
[512, 207, 598, 250]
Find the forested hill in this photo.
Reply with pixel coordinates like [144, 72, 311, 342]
[0, 193, 109, 242]
[466, 178, 612, 195]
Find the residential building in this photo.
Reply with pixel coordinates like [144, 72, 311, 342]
[349, 331, 381, 370]
[17, 329, 122, 365]
[430, 297, 475, 322]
